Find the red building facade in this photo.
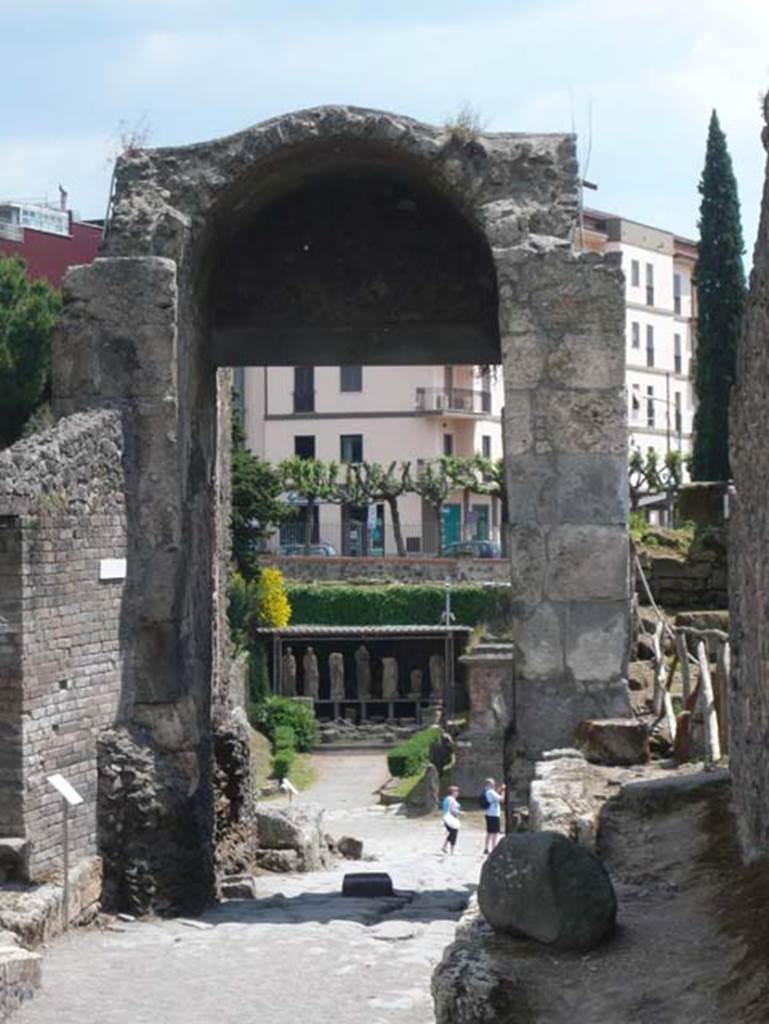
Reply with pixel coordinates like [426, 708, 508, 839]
[0, 202, 102, 287]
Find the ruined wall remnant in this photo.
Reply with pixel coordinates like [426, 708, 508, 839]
[0, 411, 126, 878]
[30, 105, 631, 906]
[729, 98, 769, 862]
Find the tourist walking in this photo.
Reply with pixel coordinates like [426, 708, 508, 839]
[441, 785, 461, 854]
[481, 777, 505, 855]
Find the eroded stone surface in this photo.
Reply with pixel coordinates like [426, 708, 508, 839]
[477, 831, 616, 950]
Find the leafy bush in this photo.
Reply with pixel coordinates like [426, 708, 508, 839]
[287, 583, 511, 630]
[250, 695, 319, 752]
[228, 571, 261, 646]
[271, 749, 295, 780]
[274, 724, 296, 752]
[248, 641, 271, 704]
[256, 567, 292, 627]
[387, 726, 442, 778]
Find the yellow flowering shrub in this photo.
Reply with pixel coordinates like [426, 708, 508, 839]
[256, 567, 292, 628]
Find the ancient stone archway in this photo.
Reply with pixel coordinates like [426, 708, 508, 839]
[51, 106, 630, 909]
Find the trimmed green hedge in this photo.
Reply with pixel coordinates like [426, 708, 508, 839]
[387, 726, 442, 778]
[287, 583, 511, 629]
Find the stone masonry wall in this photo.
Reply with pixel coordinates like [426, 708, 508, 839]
[259, 554, 511, 585]
[0, 411, 126, 878]
[729, 98, 769, 862]
[637, 533, 728, 611]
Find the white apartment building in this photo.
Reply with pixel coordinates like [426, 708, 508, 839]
[241, 364, 504, 555]
[241, 209, 697, 554]
[580, 209, 697, 462]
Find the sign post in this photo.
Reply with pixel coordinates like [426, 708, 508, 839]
[46, 774, 84, 931]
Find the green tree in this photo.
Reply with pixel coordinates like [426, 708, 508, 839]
[348, 461, 412, 557]
[691, 110, 746, 481]
[231, 401, 288, 577]
[472, 456, 509, 555]
[279, 457, 341, 554]
[0, 256, 61, 448]
[628, 447, 686, 515]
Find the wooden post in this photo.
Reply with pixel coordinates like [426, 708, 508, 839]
[62, 798, 70, 931]
[675, 631, 691, 703]
[696, 640, 721, 762]
[652, 622, 666, 717]
[716, 640, 731, 756]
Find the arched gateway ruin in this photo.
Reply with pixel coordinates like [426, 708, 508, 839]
[0, 106, 631, 911]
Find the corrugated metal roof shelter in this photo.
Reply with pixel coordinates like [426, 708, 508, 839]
[254, 625, 473, 721]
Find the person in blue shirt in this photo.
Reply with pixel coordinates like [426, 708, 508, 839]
[441, 786, 461, 854]
[482, 777, 505, 855]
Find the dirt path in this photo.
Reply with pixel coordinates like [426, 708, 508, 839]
[15, 751, 483, 1024]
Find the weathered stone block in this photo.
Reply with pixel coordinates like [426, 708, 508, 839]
[513, 676, 632, 760]
[555, 454, 628, 526]
[337, 836, 364, 860]
[478, 831, 616, 950]
[575, 718, 650, 766]
[507, 525, 546, 602]
[54, 258, 179, 406]
[546, 525, 628, 601]
[500, 392, 533, 456]
[547, 330, 625, 389]
[513, 602, 563, 680]
[538, 388, 627, 454]
[565, 600, 629, 683]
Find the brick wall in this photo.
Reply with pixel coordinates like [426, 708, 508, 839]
[0, 411, 126, 878]
[0, 516, 23, 836]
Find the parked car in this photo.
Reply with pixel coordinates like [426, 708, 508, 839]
[278, 542, 337, 556]
[442, 540, 501, 559]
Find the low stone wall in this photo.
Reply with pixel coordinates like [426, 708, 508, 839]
[260, 554, 511, 584]
[637, 536, 727, 610]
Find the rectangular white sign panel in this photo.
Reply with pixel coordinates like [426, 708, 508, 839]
[99, 558, 127, 581]
[47, 774, 84, 807]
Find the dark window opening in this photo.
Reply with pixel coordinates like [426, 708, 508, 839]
[294, 435, 316, 459]
[340, 434, 363, 463]
[340, 365, 362, 392]
[293, 366, 315, 413]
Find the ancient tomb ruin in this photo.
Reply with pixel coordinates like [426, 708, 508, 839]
[0, 106, 630, 909]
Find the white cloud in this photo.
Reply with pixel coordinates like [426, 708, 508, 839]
[0, 135, 114, 220]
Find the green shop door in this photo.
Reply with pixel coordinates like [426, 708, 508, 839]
[472, 504, 490, 541]
[442, 503, 461, 548]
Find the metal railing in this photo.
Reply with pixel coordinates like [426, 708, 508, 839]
[415, 387, 492, 415]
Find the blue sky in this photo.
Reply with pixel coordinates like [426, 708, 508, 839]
[3, 0, 769, 248]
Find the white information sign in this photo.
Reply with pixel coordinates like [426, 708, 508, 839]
[47, 774, 84, 807]
[99, 558, 127, 581]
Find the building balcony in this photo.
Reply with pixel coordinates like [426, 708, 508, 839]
[415, 387, 492, 417]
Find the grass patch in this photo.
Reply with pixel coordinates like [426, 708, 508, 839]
[388, 772, 425, 801]
[249, 727, 273, 792]
[289, 753, 317, 792]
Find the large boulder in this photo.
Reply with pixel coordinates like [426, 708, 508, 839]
[478, 831, 616, 951]
[575, 718, 650, 766]
[254, 803, 329, 872]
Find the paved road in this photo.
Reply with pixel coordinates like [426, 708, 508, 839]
[16, 752, 484, 1024]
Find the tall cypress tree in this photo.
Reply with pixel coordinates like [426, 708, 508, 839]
[691, 110, 746, 480]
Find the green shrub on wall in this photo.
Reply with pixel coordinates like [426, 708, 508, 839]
[286, 583, 511, 629]
[387, 726, 442, 778]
